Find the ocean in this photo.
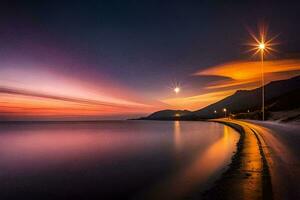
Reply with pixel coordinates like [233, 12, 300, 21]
[0, 120, 239, 199]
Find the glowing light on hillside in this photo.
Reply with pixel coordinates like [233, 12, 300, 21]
[223, 108, 227, 118]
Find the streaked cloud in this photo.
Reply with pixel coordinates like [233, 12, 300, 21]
[0, 65, 161, 119]
[0, 86, 157, 120]
[0, 86, 149, 108]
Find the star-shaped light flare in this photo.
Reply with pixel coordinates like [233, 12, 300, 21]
[246, 25, 279, 57]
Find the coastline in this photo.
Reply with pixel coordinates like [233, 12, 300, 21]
[203, 119, 273, 200]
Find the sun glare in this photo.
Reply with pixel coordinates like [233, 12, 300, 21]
[174, 87, 180, 94]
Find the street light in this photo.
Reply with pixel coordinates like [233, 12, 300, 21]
[247, 25, 278, 120]
[214, 110, 217, 118]
[223, 108, 227, 118]
[259, 41, 266, 121]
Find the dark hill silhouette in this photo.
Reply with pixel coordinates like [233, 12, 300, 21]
[140, 75, 300, 120]
[267, 88, 300, 111]
[138, 109, 192, 120]
[193, 75, 300, 118]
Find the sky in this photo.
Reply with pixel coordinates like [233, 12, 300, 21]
[1, 0, 300, 120]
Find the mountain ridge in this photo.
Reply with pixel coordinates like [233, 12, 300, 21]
[139, 75, 300, 120]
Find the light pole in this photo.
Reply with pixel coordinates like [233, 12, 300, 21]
[223, 108, 227, 118]
[247, 26, 278, 121]
[214, 110, 217, 118]
[259, 42, 265, 120]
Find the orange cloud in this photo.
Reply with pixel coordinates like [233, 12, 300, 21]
[162, 59, 300, 111]
[162, 90, 235, 111]
[194, 59, 300, 89]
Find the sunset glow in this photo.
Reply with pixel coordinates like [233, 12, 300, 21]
[2, 57, 300, 118]
[162, 90, 235, 111]
[0, 67, 159, 120]
[0, 2, 299, 119]
[0, 1, 300, 199]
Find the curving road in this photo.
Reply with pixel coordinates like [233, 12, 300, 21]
[207, 119, 272, 200]
[221, 119, 300, 199]
[243, 120, 300, 200]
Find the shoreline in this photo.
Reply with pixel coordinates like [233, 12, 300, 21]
[203, 119, 273, 199]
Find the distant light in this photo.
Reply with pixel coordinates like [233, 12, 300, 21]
[223, 108, 227, 112]
[174, 87, 180, 94]
[214, 110, 217, 114]
[259, 43, 265, 50]
[175, 113, 180, 117]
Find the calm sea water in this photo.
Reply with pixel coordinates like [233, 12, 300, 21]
[0, 120, 239, 200]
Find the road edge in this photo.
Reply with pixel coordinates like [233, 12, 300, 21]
[202, 120, 273, 200]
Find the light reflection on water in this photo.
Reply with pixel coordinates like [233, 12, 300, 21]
[141, 122, 239, 199]
[0, 121, 239, 199]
